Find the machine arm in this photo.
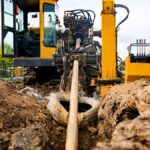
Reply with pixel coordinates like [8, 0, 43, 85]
[101, 0, 117, 96]
[100, 0, 129, 96]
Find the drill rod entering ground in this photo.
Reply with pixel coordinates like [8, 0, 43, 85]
[65, 38, 81, 150]
[65, 60, 79, 150]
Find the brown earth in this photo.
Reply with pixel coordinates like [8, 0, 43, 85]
[95, 78, 150, 150]
[1, 78, 150, 150]
[0, 80, 98, 150]
[7, 79, 60, 96]
[95, 110, 150, 150]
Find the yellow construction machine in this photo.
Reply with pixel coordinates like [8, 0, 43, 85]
[1, 0, 60, 81]
[2, 0, 149, 97]
[2, 0, 150, 149]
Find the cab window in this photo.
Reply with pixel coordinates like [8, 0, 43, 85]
[16, 8, 24, 31]
[28, 12, 40, 28]
[44, 3, 56, 47]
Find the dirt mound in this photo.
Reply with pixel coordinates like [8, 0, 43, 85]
[0, 80, 98, 150]
[0, 80, 66, 150]
[95, 110, 150, 150]
[97, 78, 150, 142]
[95, 78, 150, 149]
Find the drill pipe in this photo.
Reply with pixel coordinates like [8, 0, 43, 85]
[76, 38, 81, 49]
[66, 38, 81, 150]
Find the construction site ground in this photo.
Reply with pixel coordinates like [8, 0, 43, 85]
[0, 78, 150, 150]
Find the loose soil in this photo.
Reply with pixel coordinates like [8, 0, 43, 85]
[95, 78, 150, 150]
[1, 78, 150, 150]
[0, 80, 98, 150]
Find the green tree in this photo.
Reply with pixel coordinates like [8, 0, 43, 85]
[0, 45, 13, 66]
[0, 45, 13, 79]
[0, 46, 2, 57]
[119, 61, 125, 71]
[4, 43, 14, 55]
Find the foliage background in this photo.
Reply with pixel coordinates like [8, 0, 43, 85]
[0, 46, 13, 79]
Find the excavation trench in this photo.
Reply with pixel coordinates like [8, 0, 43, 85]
[47, 93, 100, 126]
[60, 100, 92, 113]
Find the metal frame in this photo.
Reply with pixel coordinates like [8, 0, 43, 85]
[125, 56, 150, 82]
[100, 0, 117, 96]
[1, 0, 16, 58]
[40, 0, 57, 59]
[14, 58, 54, 67]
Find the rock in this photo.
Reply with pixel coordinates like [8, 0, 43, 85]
[94, 142, 147, 150]
[112, 110, 150, 146]
[0, 132, 10, 150]
[88, 127, 97, 134]
[56, 126, 65, 132]
[97, 78, 150, 142]
[136, 85, 150, 114]
[20, 87, 44, 100]
[0, 119, 3, 129]
[0, 132, 10, 141]
[95, 108, 150, 150]
[8, 125, 49, 150]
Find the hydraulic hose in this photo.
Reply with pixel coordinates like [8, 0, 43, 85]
[115, 4, 130, 31]
[115, 4, 130, 73]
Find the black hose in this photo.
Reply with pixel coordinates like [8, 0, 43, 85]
[64, 9, 96, 25]
[115, 4, 130, 73]
[115, 4, 130, 31]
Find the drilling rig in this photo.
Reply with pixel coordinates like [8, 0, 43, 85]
[3, 0, 150, 150]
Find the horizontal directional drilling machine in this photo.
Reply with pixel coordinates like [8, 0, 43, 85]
[54, 9, 101, 93]
[1, 0, 131, 96]
[2, 0, 150, 149]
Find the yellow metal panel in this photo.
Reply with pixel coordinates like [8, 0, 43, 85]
[40, 0, 56, 4]
[102, 0, 114, 13]
[100, 0, 117, 96]
[101, 85, 110, 97]
[125, 56, 150, 82]
[101, 13, 116, 79]
[40, 0, 57, 59]
[41, 47, 56, 59]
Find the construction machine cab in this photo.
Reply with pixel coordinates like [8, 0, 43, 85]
[1, 0, 57, 66]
